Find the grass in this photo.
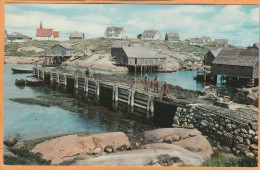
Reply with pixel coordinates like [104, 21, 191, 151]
[201, 155, 257, 167]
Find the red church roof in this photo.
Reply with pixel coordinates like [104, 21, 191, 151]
[36, 28, 53, 37]
[53, 31, 59, 38]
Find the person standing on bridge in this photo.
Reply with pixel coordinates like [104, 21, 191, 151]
[144, 74, 150, 92]
[154, 75, 160, 93]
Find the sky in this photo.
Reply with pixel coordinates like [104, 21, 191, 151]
[4, 4, 259, 47]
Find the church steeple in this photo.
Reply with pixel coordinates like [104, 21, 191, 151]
[40, 21, 42, 29]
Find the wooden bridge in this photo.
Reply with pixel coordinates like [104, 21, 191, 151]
[33, 67, 190, 126]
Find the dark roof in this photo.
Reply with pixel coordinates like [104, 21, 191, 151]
[112, 41, 132, 48]
[190, 37, 203, 43]
[52, 43, 73, 50]
[69, 32, 84, 38]
[210, 49, 222, 57]
[142, 30, 160, 37]
[8, 35, 28, 39]
[212, 48, 259, 67]
[105, 27, 124, 34]
[122, 47, 165, 59]
[166, 32, 179, 38]
[215, 39, 228, 44]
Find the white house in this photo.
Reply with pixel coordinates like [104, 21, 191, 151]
[35, 21, 59, 41]
[190, 37, 204, 46]
[7, 35, 29, 43]
[104, 26, 126, 39]
[140, 30, 162, 40]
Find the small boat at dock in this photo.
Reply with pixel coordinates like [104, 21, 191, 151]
[155, 68, 177, 72]
[11, 68, 33, 74]
[25, 76, 43, 86]
[15, 78, 26, 86]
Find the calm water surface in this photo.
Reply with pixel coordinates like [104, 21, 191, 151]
[4, 64, 236, 142]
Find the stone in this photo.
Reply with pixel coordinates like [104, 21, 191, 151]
[245, 151, 255, 158]
[173, 135, 213, 160]
[252, 136, 258, 143]
[219, 126, 223, 131]
[249, 144, 258, 150]
[104, 146, 114, 153]
[4, 138, 18, 147]
[173, 116, 179, 121]
[236, 144, 249, 152]
[245, 138, 251, 145]
[241, 128, 248, 134]
[215, 124, 219, 129]
[200, 120, 209, 127]
[32, 132, 131, 165]
[74, 146, 205, 166]
[249, 122, 258, 131]
[175, 112, 181, 117]
[249, 129, 255, 136]
[188, 124, 194, 129]
[224, 119, 231, 123]
[174, 120, 180, 126]
[234, 135, 243, 143]
[226, 124, 232, 130]
[142, 128, 202, 144]
[181, 122, 188, 128]
[93, 146, 102, 155]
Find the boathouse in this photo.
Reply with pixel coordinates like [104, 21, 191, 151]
[190, 37, 204, 46]
[140, 30, 162, 40]
[211, 48, 259, 85]
[165, 32, 180, 41]
[111, 41, 133, 57]
[69, 31, 85, 40]
[51, 43, 73, 56]
[116, 47, 166, 71]
[104, 26, 126, 39]
[204, 49, 222, 66]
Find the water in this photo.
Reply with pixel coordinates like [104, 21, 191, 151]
[126, 70, 237, 98]
[4, 64, 236, 142]
[4, 64, 155, 141]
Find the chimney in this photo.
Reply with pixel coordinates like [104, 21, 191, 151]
[40, 21, 42, 29]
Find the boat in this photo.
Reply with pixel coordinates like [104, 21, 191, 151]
[155, 68, 177, 72]
[11, 68, 33, 74]
[25, 76, 43, 86]
[15, 78, 26, 86]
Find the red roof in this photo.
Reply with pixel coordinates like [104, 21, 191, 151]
[36, 28, 53, 37]
[14, 32, 23, 35]
[53, 31, 59, 38]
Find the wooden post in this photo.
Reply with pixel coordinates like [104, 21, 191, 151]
[50, 72, 53, 83]
[130, 89, 135, 107]
[57, 74, 60, 85]
[147, 94, 151, 112]
[42, 70, 45, 80]
[113, 86, 118, 101]
[96, 81, 100, 97]
[37, 69, 40, 78]
[74, 76, 78, 89]
[150, 96, 154, 116]
[128, 89, 131, 105]
[85, 78, 88, 93]
[64, 74, 67, 86]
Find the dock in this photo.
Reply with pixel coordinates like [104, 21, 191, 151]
[32, 66, 258, 159]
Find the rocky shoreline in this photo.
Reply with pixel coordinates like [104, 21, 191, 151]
[4, 128, 214, 166]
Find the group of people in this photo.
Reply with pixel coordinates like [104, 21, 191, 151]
[144, 74, 170, 97]
[144, 74, 160, 93]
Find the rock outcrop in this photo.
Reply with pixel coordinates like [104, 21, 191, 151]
[233, 87, 258, 107]
[31, 132, 131, 165]
[73, 147, 204, 166]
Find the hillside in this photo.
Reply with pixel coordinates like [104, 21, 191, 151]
[4, 38, 242, 71]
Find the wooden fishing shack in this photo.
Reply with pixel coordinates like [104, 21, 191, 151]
[44, 43, 73, 66]
[116, 47, 166, 72]
[211, 48, 259, 86]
